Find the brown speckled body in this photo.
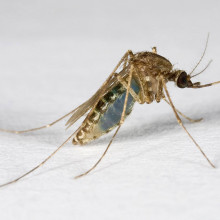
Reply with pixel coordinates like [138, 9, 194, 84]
[73, 52, 173, 145]
[132, 52, 173, 101]
[133, 52, 172, 76]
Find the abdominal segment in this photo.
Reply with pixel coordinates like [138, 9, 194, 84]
[73, 79, 140, 145]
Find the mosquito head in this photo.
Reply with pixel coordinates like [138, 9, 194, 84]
[173, 70, 194, 88]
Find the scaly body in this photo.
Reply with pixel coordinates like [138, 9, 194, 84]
[73, 51, 172, 145]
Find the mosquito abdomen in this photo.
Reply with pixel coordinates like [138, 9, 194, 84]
[73, 79, 140, 145]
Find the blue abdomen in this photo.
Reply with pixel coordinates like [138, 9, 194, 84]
[98, 79, 140, 132]
[74, 78, 141, 145]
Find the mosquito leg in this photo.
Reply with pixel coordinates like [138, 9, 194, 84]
[74, 64, 135, 178]
[0, 109, 77, 134]
[0, 132, 76, 188]
[162, 78, 215, 168]
[163, 97, 203, 123]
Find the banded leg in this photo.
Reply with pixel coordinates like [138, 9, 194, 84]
[163, 97, 203, 123]
[162, 77, 215, 168]
[75, 64, 135, 178]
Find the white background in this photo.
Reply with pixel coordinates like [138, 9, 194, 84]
[0, 0, 220, 219]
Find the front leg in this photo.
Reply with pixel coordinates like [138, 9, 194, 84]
[162, 78, 215, 168]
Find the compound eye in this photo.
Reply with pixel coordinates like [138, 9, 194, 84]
[177, 72, 188, 88]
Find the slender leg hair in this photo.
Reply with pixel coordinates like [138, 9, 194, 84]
[162, 78, 215, 168]
[75, 64, 135, 178]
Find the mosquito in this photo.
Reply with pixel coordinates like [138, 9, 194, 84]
[0, 35, 220, 187]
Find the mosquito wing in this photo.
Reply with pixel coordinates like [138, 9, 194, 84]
[65, 67, 129, 129]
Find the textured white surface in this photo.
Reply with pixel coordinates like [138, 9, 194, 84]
[0, 0, 220, 220]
